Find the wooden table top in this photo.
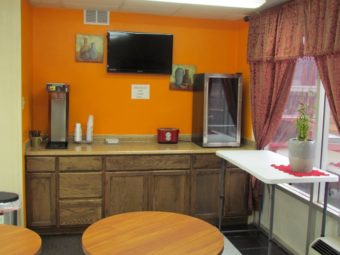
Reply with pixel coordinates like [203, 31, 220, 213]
[82, 211, 224, 255]
[0, 224, 41, 255]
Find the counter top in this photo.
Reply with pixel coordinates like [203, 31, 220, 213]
[26, 140, 254, 156]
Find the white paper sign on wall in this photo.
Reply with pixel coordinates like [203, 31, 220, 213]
[131, 84, 150, 100]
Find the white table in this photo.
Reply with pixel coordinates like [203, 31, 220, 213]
[216, 150, 339, 255]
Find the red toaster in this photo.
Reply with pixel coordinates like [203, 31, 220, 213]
[157, 128, 179, 144]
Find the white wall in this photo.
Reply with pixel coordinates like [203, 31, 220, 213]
[258, 186, 339, 255]
[0, 0, 23, 224]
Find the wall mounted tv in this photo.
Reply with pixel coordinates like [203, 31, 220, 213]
[107, 31, 173, 74]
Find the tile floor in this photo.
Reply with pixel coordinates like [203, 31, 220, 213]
[224, 230, 292, 255]
[40, 227, 292, 255]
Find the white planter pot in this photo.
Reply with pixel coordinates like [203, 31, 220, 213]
[288, 138, 316, 172]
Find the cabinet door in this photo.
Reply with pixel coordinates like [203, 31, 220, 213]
[191, 169, 220, 224]
[26, 173, 56, 227]
[149, 170, 189, 214]
[224, 168, 249, 217]
[105, 172, 148, 216]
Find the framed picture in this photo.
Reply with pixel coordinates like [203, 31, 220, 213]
[75, 34, 104, 63]
[170, 64, 196, 91]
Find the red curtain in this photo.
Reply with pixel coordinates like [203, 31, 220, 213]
[250, 61, 296, 150]
[247, 1, 304, 210]
[303, 0, 340, 57]
[315, 56, 340, 132]
[248, 1, 304, 150]
[304, 0, 340, 133]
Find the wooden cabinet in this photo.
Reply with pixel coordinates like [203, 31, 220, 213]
[105, 155, 190, 216]
[149, 170, 189, 213]
[105, 172, 148, 215]
[26, 157, 55, 172]
[26, 152, 249, 232]
[59, 156, 102, 171]
[191, 154, 221, 224]
[26, 157, 56, 227]
[223, 166, 249, 224]
[57, 157, 103, 226]
[191, 169, 220, 223]
[191, 154, 249, 226]
[106, 155, 191, 170]
[59, 173, 102, 198]
[59, 199, 102, 226]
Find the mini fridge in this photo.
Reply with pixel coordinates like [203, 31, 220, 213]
[192, 73, 242, 147]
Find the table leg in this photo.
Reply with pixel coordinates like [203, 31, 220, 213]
[218, 160, 226, 230]
[267, 184, 276, 255]
[321, 182, 329, 237]
[305, 183, 314, 255]
[258, 182, 265, 228]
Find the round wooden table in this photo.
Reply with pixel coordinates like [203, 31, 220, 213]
[82, 211, 224, 255]
[0, 224, 41, 254]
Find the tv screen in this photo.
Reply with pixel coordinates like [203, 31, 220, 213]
[107, 31, 173, 74]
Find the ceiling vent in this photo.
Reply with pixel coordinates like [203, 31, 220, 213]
[84, 10, 110, 25]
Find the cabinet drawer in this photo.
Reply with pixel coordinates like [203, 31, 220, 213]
[59, 156, 102, 171]
[59, 173, 102, 198]
[106, 155, 191, 171]
[192, 154, 221, 169]
[26, 157, 56, 172]
[59, 199, 102, 226]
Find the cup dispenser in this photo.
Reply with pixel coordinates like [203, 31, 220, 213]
[46, 83, 69, 149]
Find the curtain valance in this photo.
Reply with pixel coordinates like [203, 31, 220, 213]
[304, 0, 340, 57]
[247, 1, 304, 62]
[248, 0, 340, 62]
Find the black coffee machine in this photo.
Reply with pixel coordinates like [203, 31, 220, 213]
[46, 83, 69, 149]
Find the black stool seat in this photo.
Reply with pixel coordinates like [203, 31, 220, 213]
[0, 192, 19, 203]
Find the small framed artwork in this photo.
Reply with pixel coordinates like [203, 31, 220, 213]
[170, 64, 196, 91]
[75, 34, 104, 63]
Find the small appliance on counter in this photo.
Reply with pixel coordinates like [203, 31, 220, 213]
[157, 128, 179, 144]
[192, 73, 242, 147]
[46, 83, 69, 149]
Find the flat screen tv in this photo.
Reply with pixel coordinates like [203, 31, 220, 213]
[107, 31, 173, 74]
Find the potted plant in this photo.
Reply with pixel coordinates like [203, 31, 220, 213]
[288, 103, 315, 172]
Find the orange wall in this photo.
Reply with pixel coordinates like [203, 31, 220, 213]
[236, 23, 252, 139]
[32, 8, 251, 137]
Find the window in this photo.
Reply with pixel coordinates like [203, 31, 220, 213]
[267, 58, 340, 211]
[325, 113, 340, 208]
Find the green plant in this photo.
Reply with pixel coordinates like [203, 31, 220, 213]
[296, 103, 311, 141]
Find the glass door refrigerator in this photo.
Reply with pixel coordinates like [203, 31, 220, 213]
[192, 73, 242, 147]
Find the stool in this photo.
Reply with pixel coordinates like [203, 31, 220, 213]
[0, 192, 19, 225]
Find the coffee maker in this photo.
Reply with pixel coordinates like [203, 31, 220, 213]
[46, 83, 69, 149]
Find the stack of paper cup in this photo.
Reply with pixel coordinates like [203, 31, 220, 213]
[86, 115, 94, 143]
[74, 123, 82, 143]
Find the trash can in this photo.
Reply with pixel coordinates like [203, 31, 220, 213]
[0, 192, 19, 225]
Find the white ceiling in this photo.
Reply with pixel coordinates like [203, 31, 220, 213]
[29, 0, 288, 20]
